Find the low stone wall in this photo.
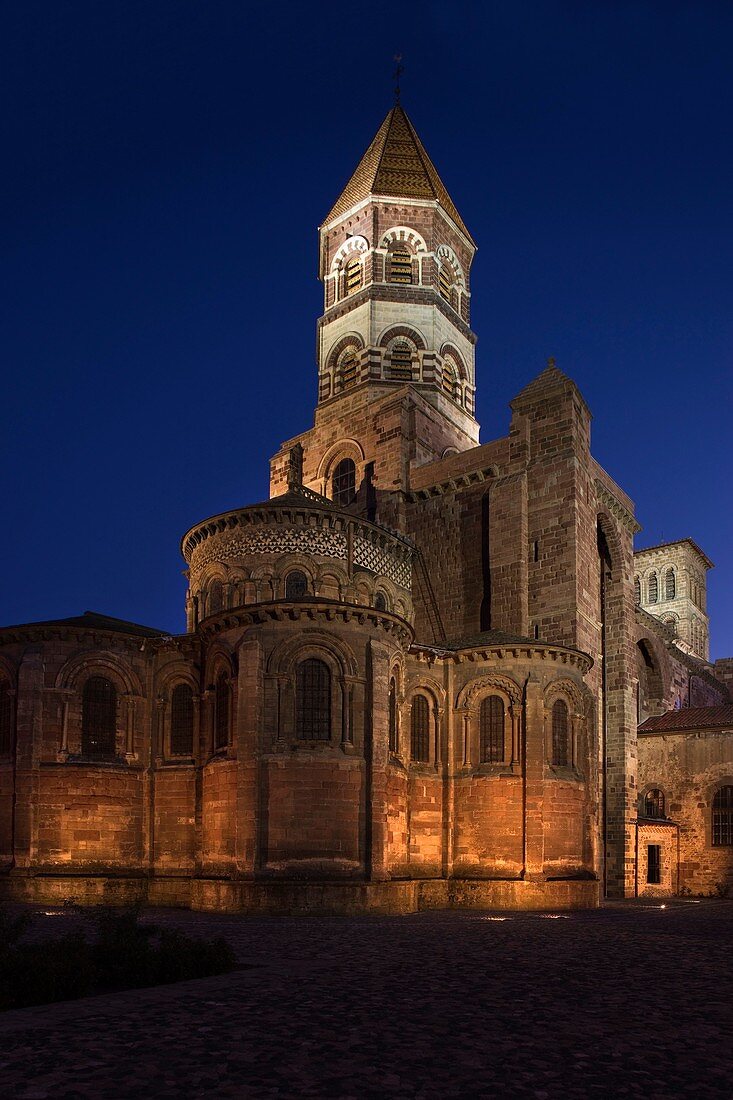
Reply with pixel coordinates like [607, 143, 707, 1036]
[0, 873, 600, 913]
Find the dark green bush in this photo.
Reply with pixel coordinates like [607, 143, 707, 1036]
[0, 905, 236, 1011]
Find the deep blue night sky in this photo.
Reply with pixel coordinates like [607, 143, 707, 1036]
[2, 1, 732, 658]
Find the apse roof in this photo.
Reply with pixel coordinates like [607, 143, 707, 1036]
[0, 610, 168, 638]
[323, 105, 473, 242]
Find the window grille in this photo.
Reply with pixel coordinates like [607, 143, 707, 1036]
[646, 844, 661, 884]
[712, 786, 733, 846]
[388, 677, 398, 753]
[389, 249, 413, 284]
[410, 695, 430, 762]
[285, 570, 308, 599]
[296, 659, 331, 740]
[551, 699, 569, 767]
[665, 569, 675, 600]
[480, 695, 505, 763]
[214, 673, 230, 751]
[170, 683, 194, 756]
[439, 264, 453, 303]
[634, 577, 641, 604]
[648, 573, 658, 603]
[332, 458, 356, 506]
[442, 360, 459, 400]
[0, 682, 12, 755]
[338, 348, 358, 389]
[374, 591, 387, 612]
[82, 676, 117, 758]
[345, 258, 362, 295]
[208, 580, 223, 615]
[389, 340, 413, 381]
[644, 788, 665, 819]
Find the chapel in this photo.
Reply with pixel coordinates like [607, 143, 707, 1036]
[1, 104, 731, 912]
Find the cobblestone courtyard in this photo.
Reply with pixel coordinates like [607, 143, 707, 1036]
[0, 899, 731, 1098]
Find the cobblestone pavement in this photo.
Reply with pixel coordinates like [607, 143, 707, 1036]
[0, 899, 731, 1099]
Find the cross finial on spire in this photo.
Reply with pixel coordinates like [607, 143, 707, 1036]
[547, 355, 557, 370]
[393, 54, 404, 103]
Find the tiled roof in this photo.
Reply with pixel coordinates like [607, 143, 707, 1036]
[639, 705, 733, 733]
[0, 611, 168, 638]
[323, 106, 473, 242]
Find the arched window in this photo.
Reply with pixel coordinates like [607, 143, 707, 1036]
[374, 591, 387, 612]
[170, 683, 194, 756]
[410, 695, 430, 762]
[0, 681, 12, 755]
[285, 570, 308, 599]
[634, 576, 641, 604]
[344, 257, 362, 296]
[388, 340, 413, 381]
[331, 458, 356, 506]
[214, 672, 230, 751]
[438, 263, 453, 304]
[712, 786, 733, 846]
[208, 580, 223, 616]
[388, 677, 398, 753]
[479, 695, 505, 763]
[644, 788, 665, 819]
[296, 658, 331, 741]
[82, 676, 117, 758]
[337, 346, 358, 390]
[648, 573, 658, 604]
[441, 359, 460, 401]
[665, 569, 676, 600]
[551, 699, 569, 767]
[388, 248, 413, 284]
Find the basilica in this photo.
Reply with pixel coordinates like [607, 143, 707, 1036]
[1, 105, 731, 912]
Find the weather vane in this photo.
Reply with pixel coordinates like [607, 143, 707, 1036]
[393, 54, 404, 103]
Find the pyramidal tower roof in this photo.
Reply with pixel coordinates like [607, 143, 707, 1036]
[323, 105, 473, 243]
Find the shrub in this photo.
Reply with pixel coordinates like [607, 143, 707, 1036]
[0, 905, 236, 1011]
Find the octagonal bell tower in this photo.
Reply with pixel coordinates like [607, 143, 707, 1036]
[316, 105, 479, 446]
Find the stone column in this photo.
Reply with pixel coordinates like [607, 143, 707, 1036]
[523, 674, 545, 880]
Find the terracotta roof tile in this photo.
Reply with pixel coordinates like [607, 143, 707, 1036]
[323, 106, 473, 242]
[638, 705, 733, 733]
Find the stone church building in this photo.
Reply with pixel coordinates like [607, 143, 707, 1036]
[1, 106, 731, 912]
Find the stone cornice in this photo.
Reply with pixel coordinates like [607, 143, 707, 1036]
[594, 479, 641, 534]
[198, 600, 414, 649]
[411, 640, 593, 674]
[406, 466, 496, 501]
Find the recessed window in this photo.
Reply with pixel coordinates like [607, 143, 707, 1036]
[648, 573, 658, 604]
[665, 568, 676, 600]
[388, 249, 413, 284]
[438, 263, 453, 303]
[208, 580, 223, 616]
[0, 681, 12, 755]
[441, 358, 460, 401]
[634, 576, 641, 604]
[296, 659, 331, 741]
[374, 591, 387, 612]
[389, 340, 413, 381]
[479, 695, 505, 763]
[338, 347, 358, 390]
[214, 672, 230, 751]
[551, 698, 569, 767]
[344, 257, 362, 296]
[171, 683, 194, 756]
[82, 676, 117, 758]
[285, 570, 308, 599]
[410, 695, 430, 762]
[331, 458, 356, 506]
[644, 788, 665, 819]
[646, 844, 661, 884]
[388, 677, 398, 753]
[712, 786, 733, 846]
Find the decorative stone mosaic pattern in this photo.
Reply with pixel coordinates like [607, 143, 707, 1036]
[354, 534, 411, 588]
